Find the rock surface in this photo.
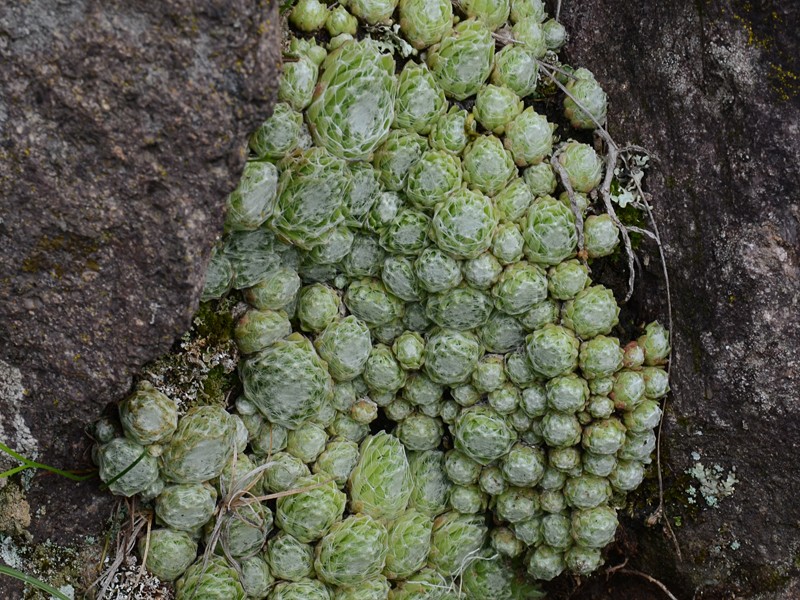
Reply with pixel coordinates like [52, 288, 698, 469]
[558, 1, 799, 598]
[0, 0, 279, 591]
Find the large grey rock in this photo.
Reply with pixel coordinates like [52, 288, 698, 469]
[557, 1, 800, 598]
[0, 0, 278, 563]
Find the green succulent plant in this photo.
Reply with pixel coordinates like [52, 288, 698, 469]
[398, 0, 454, 49]
[428, 19, 495, 101]
[241, 333, 332, 429]
[557, 142, 603, 193]
[384, 509, 434, 579]
[307, 39, 396, 160]
[159, 406, 236, 484]
[118, 383, 178, 446]
[175, 556, 246, 600]
[491, 45, 540, 98]
[276, 473, 347, 543]
[474, 84, 523, 134]
[348, 432, 413, 519]
[462, 135, 517, 197]
[106, 6, 674, 591]
[454, 406, 517, 465]
[315, 514, 389, 586]
[424, 329, 483, 385]
[408, 450, 452, 516]
[156, 483, 218, 532]
[430, 107, 474, 155]
[564, 68, 608, 129]
[140, 528, 197, 582]
[428, 512, 488, 576]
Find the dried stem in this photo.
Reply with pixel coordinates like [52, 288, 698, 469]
[92, 498, 150, 600]
[550, 151, 587, 263]
[618, 568, 681, 600]
[629, 167, 682, 561]
[537, 60, 638, 301]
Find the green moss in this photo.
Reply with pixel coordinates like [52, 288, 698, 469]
[192, 300, 236, 345]
[140, 297, 240, 413]
[202, 363, 239, 406]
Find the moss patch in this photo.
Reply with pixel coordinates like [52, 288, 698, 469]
[140, 296, 242, 414]
[0, 482, 31, 536]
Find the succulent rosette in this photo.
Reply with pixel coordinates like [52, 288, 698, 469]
[453, 406, 517, 465]
[394, 62, 448, 135]
[429, 107, 473, 155]
[474, 84, 523, 134]
[250, 102, 303, 160]
[315, 514, 389, 586]
[564, 68, 608, 129]
[307, 39, 396, 160]
[491, 45, 540, 98]
[406, 150, 463, 211]
[427, 19, 496, 101]
[431, 186, 498, 259]
[348, 432, 413, 520]
[175, 556, 246, 600]
[241, 333, 333, 428]
[523, 196, 578, 266]
[462, 135, 517, 197]
[271, 147, 351, 249]
[424, 329, 483, 385]
[398, 0, 454, 49]
[504, 108, 555, 167]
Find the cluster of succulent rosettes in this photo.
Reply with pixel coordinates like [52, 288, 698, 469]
[91, 0, 671, 597]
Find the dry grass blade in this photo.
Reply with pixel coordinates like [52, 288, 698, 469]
[551, 151, 587, 264]
[92, 498, 150, 600]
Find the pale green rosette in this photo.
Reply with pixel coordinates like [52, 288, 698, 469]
[462, 135, 517, 197]
[399, 0, 454, 49]
[395, 62, 448, 134]
[427, 19, 495, 101]
[315, 514, 389, 586]
[139, 528, 197, 582]
[175, 556, 246, 600]
[241, 333, 332, 429]
[159, 406, 235, 484]
[307, 39, 396, 160]
[271, 147, 351, 249]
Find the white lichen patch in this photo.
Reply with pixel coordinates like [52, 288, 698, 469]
[98, 554, 173, 600]
[0, 359, 39, 489]
[686, 451, 739, 508]
[0, 534, 100, 599]
[0, 534, 23, 569]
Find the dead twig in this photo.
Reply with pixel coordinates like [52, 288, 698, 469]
[617, 568, 681, 600]
[629, 171, 682, 561]
[537, 60, 638, 302]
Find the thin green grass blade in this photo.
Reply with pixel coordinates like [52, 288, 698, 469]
[0, 565, 71, 600]
[0, 441, 95, 482]
[98, 449, 147, 491]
